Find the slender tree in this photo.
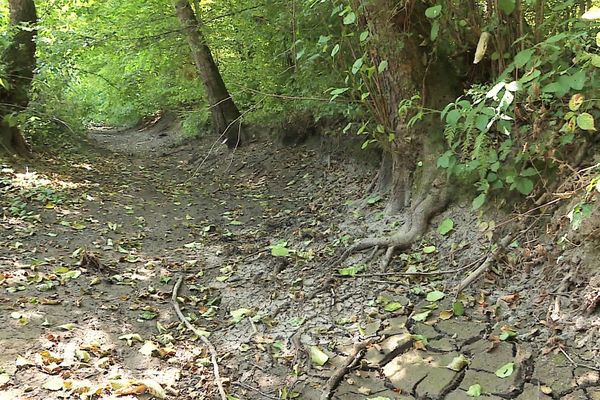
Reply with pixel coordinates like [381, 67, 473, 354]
[173, 0, 242, 148]
[0, 0, 37, 156]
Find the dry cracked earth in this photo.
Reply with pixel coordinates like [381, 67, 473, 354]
[1, 121, 599, 400]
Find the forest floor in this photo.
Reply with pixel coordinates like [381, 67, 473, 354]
[1, 118, 599, 400]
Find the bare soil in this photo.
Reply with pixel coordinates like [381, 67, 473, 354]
[1, 119, 598, 400]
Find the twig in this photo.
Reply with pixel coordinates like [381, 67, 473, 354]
[455, 234, 514, 295]
[171, 275, 228, 400]
[559, 347, 600, 372]
[233, 381, 279, 400]
[320, 338, 376, 400]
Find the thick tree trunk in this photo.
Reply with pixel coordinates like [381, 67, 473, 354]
[173, 0, 242, 148]
[364, 0, 459, 214]
[0, 0, 37, 156]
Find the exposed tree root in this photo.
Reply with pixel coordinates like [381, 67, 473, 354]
[171, 275, 228, 400]
[327, 182, 449, 270]
[319, 338, 376, 400]
[454, 233, 514, 295]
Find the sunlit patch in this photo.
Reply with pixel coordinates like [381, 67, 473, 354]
[73, 163, 95, 172]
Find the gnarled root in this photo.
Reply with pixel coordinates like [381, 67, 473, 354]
[328, 181, 449, 270]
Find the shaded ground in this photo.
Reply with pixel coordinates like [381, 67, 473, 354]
[1, 119, 598, 399]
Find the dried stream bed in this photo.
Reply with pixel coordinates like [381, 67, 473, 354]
[1, 122, 598, 399]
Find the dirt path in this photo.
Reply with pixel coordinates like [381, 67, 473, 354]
[1, 121, 598, 400]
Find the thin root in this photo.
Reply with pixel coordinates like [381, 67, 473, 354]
[172, 275, 228, 400]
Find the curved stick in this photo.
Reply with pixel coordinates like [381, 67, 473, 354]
[172, 275, 228, 400]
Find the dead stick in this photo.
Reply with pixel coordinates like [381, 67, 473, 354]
[559, 347, 600, 372]
[172, 275, 228, 400]
[455, 234, 514, 295]
[320, 338, 375, 400]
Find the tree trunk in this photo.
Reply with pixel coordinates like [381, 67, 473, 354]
[364, 0, 459, 214]
[173, 0, 242, 148]
[0, 0, 37, 156]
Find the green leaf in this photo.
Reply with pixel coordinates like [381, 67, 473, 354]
[472, 193, 486, 210]
[360, 31, 369, 42]
[378, 60, 388, 73]
[475, 114, 490, 132]
[384, 302, 404, 312]
[423, 246, 436, 254]
[498, 0, 516, 14]
[520, 167, 537, 177]
[309, 346, 329, 366]
[330, 87, 349, 96]
[139, 311, 157, 320]
[366, 195, 382, 205]
[343, 12, 356, 25]
[545, 32, 567, 43]
[411, 310, 432, 322]
[438, 218, 454, 235]
[230, 308, 252, 323]
[446, 109, 461, 126]
[338, 265, 364, 277]
[541, 82, 563, 94]
[426, 290, 445, 302]
[514, 49, 534, 68]
[425, 5, 442, 18]
[466, 383, 482, 397]
[453, 301, 465, 316]
[570, 69, 586, 91]
[351, 57, 363, 74]
[577, 113, 596, 131]
[430, 20, 440, 41]
[495, 362, 515, 378]
[270, 241, 290, 257]
[499, 330, 517, 341]
[512, 177, 534, 195]
[331, 44, 340, 57]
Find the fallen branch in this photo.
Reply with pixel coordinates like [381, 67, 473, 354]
[320, 338, 376, 400]
[454, 234, 514, 295]
[171, 275, 228, 400]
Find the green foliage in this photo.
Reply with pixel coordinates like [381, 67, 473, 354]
[181, 110, 209, 138]
[438, 12, 599, 208]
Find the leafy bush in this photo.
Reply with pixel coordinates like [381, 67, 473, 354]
[438, 15, 599, 209]
[181, 110, 210, 138]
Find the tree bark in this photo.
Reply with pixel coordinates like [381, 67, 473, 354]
[173, 0, 242, 148]
[0, 0, 37, 156]
[363, 0, 459, 213]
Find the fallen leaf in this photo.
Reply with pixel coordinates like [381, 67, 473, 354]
[309, 346, 329, 366]
[57, 323, 76, 331]
[426, 290, 445, 302]
[466, 383, 482, 397]
[139, 341, 159, 356]
[119, 333, 144, 346]
[231, 308, 253, 323]
[411, 310, 432, 322]
[495, 362, 515, 378]
[43, 376, 64, 391]
[446, 354, 469, 371]
[453, 301, 465, 316]
[439, 310, 454, 320]
[0, 373, 10, 387]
